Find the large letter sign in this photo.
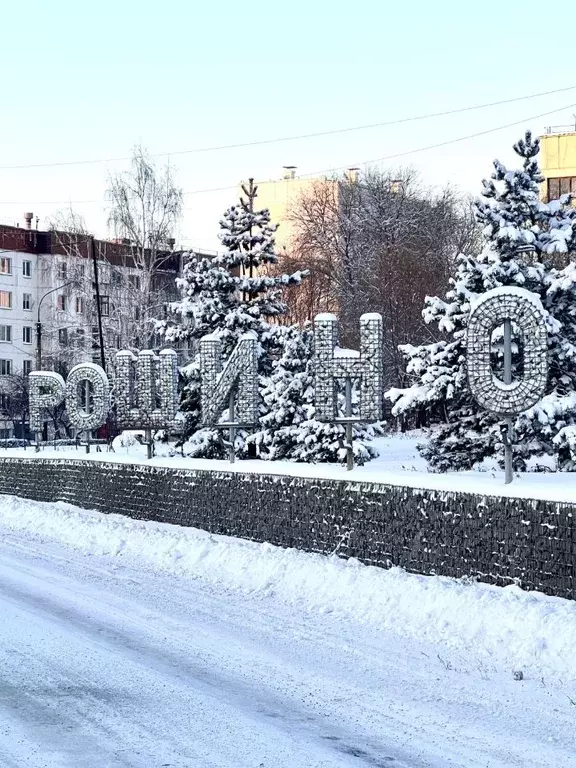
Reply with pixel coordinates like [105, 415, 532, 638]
[115, 349, 178, 429]
[29, 351, 178, 443]
[200, 332, 258, 426]
[26, 311, 387, 466]
[313, 313, 383, 422]
[467, 286, 548, 485]
[65, 363, 110, 431]
[29, 371, 65, 432]
[467, 287, 548, 416]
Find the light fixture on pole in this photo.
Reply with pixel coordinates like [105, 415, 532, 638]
[36, 281, 76, 370]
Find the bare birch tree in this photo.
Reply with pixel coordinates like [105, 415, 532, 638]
[107, 146, 183, 346]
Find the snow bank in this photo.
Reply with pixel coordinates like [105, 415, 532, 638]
[1, 493, 575, 682]
[4, 433, 576, 503]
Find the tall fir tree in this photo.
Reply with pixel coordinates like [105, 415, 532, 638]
[159, 181, 381, 464]
[158, 181, 305, 456]
[388, 132, 576, 471]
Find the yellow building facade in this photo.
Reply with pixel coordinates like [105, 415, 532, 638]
[539, 131, 576, 201]
[235, 169, 345, 319]
[248, 174, 315, 254]
[237, 168, 347, 254]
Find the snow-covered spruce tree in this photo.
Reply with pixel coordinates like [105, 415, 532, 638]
[157, 253, 239, 453]
[248, 324, 380, 465]
[158, 186, 306, 457]
[387, 131, 576, 471]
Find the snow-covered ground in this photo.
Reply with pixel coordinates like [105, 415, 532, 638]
[2, 431, 575, 503]
[0, 493, 575, 767]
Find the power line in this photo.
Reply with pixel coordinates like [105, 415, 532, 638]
[304, 100, 576, 178]
[0, 100, 573, 208]
[185, 100, 576, 200]
[0, 85, 574, 171]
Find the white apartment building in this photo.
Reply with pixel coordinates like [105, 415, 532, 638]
[0, 248, 38, 379]
[0, 220, 183, 438]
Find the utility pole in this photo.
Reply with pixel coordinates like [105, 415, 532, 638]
[90, 236, 106, 371]
[36, 319, 42, 370]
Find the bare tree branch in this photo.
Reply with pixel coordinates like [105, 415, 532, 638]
[285, 169, 481, 389]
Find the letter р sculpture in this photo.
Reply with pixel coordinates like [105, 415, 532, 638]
[467, 286, 548, 484]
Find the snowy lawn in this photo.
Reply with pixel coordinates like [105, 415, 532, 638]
[1, 492, 575, 684]
[3, 431, 576, 503]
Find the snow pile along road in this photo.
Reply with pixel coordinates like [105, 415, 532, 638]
[0, 493, 575, 683]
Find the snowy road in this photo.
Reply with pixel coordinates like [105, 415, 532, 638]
[0, 505, 575, 766]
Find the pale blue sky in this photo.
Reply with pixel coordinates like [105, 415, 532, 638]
[1, 0, 575, 249]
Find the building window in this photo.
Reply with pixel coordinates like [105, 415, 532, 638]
[0, 258, 12, 275]
[0, 394, 9, 411]
[22, 260, 32, 278]
[58, 262, 67, 280]
[0, 359, 12, 375]
[22, 293, 31, 311]
[75, 297, 84, 313]
[128, 274, 141, 290]
[76, 328, 85, 347]
[59, 328, 68, 346]
[57, 294, 67, 311]
[99, 296, 110, 316]
[547, 176, 576, 201]
[0, 291, 12, 309]
[0, 325, 11, 342]
[23, 359, 32, 375]
[22, 326, 32, 344]
[0, 428, 10, 439]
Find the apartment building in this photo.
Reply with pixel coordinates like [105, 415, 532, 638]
[0, 217, 182, 437]
[539, 125, 576, 201]
[38, 233, 182, 373]
[237, 167, 363, 255]
[0, 249, 37, 378]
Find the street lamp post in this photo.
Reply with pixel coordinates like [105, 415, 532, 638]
[36, 281, 75, 370]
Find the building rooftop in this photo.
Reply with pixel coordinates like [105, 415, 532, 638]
[0, 222, 180, 273]
[543, 124, 576, 136]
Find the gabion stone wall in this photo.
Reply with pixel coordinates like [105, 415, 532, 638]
[0, 457, 573, 600]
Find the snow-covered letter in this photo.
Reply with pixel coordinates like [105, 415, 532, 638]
[29, 371, 65, 433]
[313, 313, 383, 422]
[115, 349, 178, 429]
[65, 363, 110, 431]
[200, 333, 258, 425]
[467, 287, 548, 416]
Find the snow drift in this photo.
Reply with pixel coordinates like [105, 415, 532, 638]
[0, 493, 574, 682]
